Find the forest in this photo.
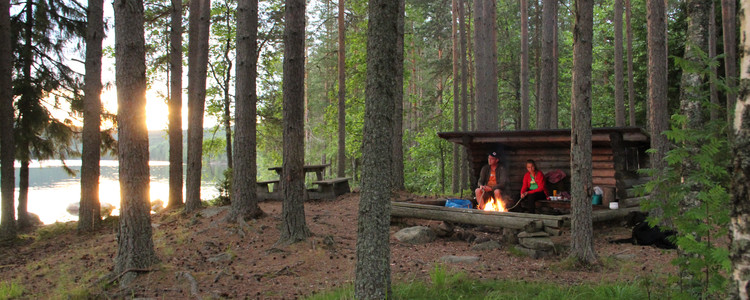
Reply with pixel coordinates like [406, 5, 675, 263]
[1, 0, 750, 298]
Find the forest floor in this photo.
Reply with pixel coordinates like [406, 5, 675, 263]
[0, 191, 677, 299]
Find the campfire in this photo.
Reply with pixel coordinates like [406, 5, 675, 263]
[483, 197, 506, 212]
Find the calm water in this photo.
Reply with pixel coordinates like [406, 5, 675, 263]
[4, 160, 227, 224]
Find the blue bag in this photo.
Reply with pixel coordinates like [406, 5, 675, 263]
[445, 199, 473, 209]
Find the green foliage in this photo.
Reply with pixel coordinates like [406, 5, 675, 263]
[638, 115, 731, 298]
[0, 281, 24, 300]
[209, 168, 233, 206]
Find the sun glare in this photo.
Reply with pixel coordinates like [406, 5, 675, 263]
[100, 88, 188, 131]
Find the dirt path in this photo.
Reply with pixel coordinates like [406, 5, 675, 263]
[0, 192, 676, 299]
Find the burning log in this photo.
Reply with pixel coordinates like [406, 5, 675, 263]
[391, 202, 567, 229]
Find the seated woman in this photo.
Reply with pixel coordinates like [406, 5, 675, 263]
[519, 159, 547, 213]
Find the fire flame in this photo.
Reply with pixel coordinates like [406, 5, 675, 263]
[483, 197, 506, 212]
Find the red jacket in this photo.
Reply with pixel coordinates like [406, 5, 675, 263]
[521, 170, 547, 196]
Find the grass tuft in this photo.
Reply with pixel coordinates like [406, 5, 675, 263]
[0, 281, 24, 300]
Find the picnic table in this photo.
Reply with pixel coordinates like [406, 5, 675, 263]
[268, 164, 330, 181]
[260, 164, 351, 201]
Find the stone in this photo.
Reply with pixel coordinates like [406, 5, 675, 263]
[208, 252, 233, 263]
[471, 240, 502, 251]
[452, 231, 476, 243]
[615, 254, 636, 260]
[502, 228, 519, 244]
[394, 226, 436, 244]
[474, 236, 491, 244]
[519, 237, 554, 251]
[517, 231, 550, 238]
[440, 255, 480, 264]
[513, 245, 552, 259]
[435, 222, 455, 237]
[201, 206, 228, 218]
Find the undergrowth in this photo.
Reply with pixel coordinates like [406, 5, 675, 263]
[306, 264, 669, 300]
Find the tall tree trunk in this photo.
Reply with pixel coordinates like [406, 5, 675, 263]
[647, 0, 669, 221]
[79, 0, 104, 232]
[451, 0, 459, 193]
[709, 1, 719, 122]
[113, 0, 159, 280]
[167, 0, 183, 209]
[16, 0, 32, 231]
[17, 161, 29, 229]
[474, 0, 498, 130]
[551, 3, 559, 129]
[355, 0, 397, 296]
[229, 0, 263, 221]
[279, 0, 310, 245]
[0, 0, 14, 242]
[533, 0, 541, 128]
[538, 0, 556, 129]
[570, 0, 597, 265]
[221, 10, 233, 171]
[677, 0, 710, 288]
[185, 0, 211, 212]
[459, 0, 468, 191]
[520, 0, 530, 130]
[614, 0, 625, 126]
[626, 0, 636, 126]
[337, 0, 346, 178]
[391, 0, 405, 191]
[729, 2, 750, 296]
[722, 0, 737, 125]
[223, 59, 233, 170]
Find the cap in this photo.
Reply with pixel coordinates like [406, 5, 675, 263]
[489, 151, 499, 158]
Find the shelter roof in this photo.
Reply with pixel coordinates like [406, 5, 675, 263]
[437, 127, 650, 148]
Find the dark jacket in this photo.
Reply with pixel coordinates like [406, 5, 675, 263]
[477, 164, 509, 193]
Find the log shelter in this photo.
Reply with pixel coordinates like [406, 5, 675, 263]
[438, 127, 651, 203]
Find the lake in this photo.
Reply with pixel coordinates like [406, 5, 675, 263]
[3, 160, 227, 225]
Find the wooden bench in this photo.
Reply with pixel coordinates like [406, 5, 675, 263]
[257, 179, 281, 201]
[309, 177, 351, 200]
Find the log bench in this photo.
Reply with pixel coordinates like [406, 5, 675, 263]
[309, 177, 351, 200]
[257, 179, 281, 201]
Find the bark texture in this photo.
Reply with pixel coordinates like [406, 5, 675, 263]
[459, 0, 468, 190]
[113, 0, 158, 276]
[729, 1, 750, 297]
[185, 0, 211, 212]
[614, 0, 625, 127]
[167, 0, 183, 209]
[279, 0, 310, 245]
[354, 0, 397, 297]
[451, 0, 459, 193]
[0, 0, 14, 242]
[569, 0, 597, 265]
[538, 0, 556, 129]
[230, 0, 263, 221]
[79, 0, 104, 232]
[473, 0, 498, 131]
[337, 0, 346, 178]
[520, 0, 530, 130]
[709, 1, 719, 122]
[722, 0, 737, 124]
[647, 0, 669, 220]
[626, 0, 636, 126]
[392, 0, 405, 191]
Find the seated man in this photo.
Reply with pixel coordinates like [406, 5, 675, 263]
[474, 151, 509, 210]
